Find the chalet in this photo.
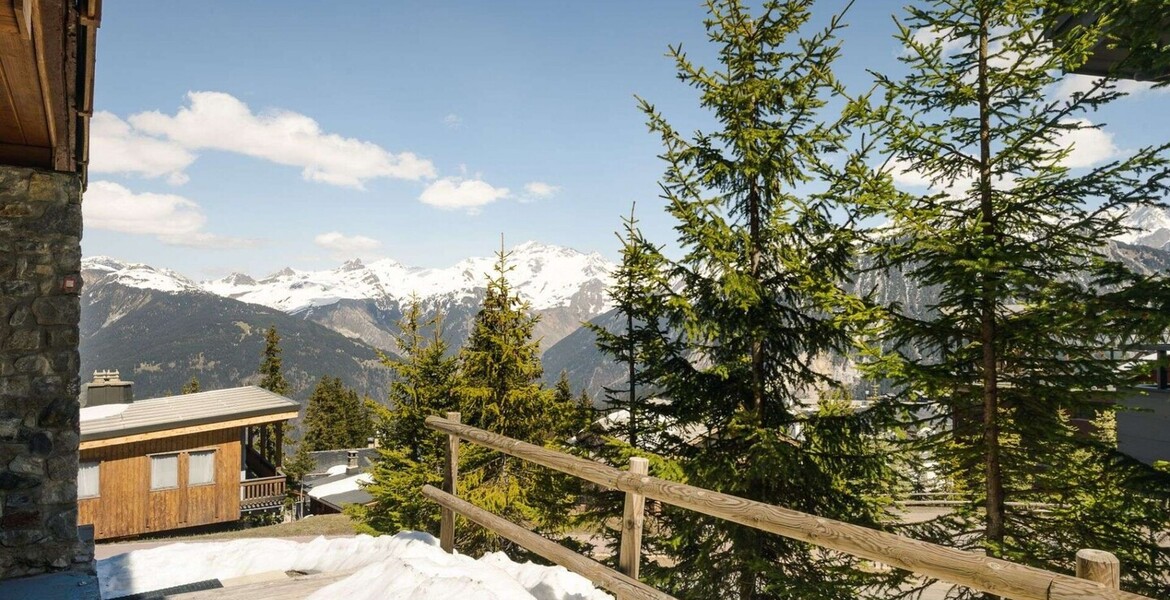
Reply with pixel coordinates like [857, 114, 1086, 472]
[77, 372, 298, 540]
[297, 448, 377, 516]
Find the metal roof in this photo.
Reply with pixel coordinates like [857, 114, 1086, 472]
[80, 386, 300, 442]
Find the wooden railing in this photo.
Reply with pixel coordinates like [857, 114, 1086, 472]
[240, 475, 285, 510]
[424, 412, 1153, 600]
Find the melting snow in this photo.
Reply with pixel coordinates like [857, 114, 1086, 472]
[79, 403, 130, 422]
[308, 473, 372, 499]
[96, 533, 614, 600]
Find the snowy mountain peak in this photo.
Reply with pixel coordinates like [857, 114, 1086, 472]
[80, 256, 202, 294]
[1117, 205, 1170, 250]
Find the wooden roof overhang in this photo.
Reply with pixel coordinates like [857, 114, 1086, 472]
[79, 409, 299, 450]
[0, 0, 100, 183]
[1048, 3, 1170, 82]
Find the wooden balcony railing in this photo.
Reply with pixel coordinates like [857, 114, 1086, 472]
[240, 475, 285, 511]
[425, 413, 1152, 600]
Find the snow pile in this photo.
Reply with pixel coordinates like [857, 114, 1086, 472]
[97, 532, 613, 600]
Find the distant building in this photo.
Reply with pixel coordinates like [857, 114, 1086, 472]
[299, 448, 377, 515]
[1117, 346, 1170, 465]
[77, 372, 299, 539]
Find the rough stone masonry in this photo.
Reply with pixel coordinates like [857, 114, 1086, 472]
[0, 165, 92, 578]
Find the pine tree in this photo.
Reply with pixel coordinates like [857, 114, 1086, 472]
[258, 325, 292, 396]
[357, 300, 458, 535]
[860, 1, 1170, 595]
[454, 244, 583, 555]
[301, 375, 374, 452]
[181, 376, 201, 394]
[632, 2, 900, 597]
[587, 204, 671, 450]
[255, 325, 293, 463]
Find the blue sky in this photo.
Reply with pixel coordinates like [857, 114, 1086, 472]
[84, 1, 1170, 279]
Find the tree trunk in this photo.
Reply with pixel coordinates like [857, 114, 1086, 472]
[977, 8, 1006, 599]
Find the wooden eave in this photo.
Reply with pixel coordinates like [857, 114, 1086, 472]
[79, 410, 300, 450]
[0, 0, 100, 183]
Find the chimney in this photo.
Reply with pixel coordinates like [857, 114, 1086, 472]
[83, 370, 133, 408]
[346, 449, 359, 472]
[367, 436, 378, 449]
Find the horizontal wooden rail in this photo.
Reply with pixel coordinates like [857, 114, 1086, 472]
[426, 415, 1152, 600]
[241, 475, 285, 501]
[421, 485, 676, 600]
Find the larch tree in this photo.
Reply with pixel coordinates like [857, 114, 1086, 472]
[633, 1, 900, 598]
[860, 1, 1170, 595]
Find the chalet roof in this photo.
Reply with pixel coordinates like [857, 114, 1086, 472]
[307, 471, 374, 511]
[306, 448, 378, 478]
[80, 386, 300, 443]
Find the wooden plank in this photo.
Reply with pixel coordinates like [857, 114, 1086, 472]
[422, 485, 676, 600]
[31, 0, 64, 167]
[0, 141, 50, 165]
[0, 16, 49, 147]
[14, 0, 31, 39]
[440, 411, 460, 553]
[80, 411, 300, 449]
[425, 416, 1154, 600]
[618, 456, 648, 587]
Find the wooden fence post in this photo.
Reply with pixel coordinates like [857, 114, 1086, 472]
[1075, 548, 1120, 589]
[440, 411, 460, 553]
[618, 456, 650, 588]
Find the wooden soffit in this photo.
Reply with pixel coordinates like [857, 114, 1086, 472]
[0, 0, 100, 181]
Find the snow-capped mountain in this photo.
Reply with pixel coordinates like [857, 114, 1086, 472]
[1117, 205, 1170, 251]
[202, 241, 614, 315]
[82, 256, 204, 294]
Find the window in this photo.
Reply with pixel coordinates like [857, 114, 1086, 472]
[189, 450, 216, 486]
[150, 453, 179, 490]
[78, 461, 99, 498]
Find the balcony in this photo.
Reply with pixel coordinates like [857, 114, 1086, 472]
[240, 475, 286, 512]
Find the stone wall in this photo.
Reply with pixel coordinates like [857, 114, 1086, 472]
[0, 165, 91, 578]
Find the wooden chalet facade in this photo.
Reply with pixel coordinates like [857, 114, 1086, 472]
[78, 385, 299, 540]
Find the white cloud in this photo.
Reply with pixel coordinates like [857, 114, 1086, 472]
[522, 181, 560, 200]
[84, 181, 256, 248]
[419, 177, 510, 213]
[906, 26, 966, 57]
[885, 157, 934, 189]
[314, 231, 383, 259]
[1052, 118, 1120, 169]
[443, 114, 462, 129]
[89, 112, 196, 185]
[128, 91, 436, 189]
[1052, 74, 1169, 102]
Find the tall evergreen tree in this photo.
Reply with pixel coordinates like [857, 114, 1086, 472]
[301, 375, 374, 451]
[258, 325, 292, 396]
[633, 2, 900, 597]
[860, 1, 1170, 595]
[256, 325, 293, 463]
[588, 205, 672, 449]
[357, 300, 458, 535]
[454, 244, 583, 554]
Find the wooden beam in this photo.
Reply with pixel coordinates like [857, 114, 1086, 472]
[440, 411, 459, 553]
[421, 485, 676, 600]
[617, 456, 648, 588]
[14, 0, 32, 40]
[1076, 549, 1121, 589]
[80, 411, 300, 450]
[0, 141, 51, 165]
[425, 416, 1154, 600]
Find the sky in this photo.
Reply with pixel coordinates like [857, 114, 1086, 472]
[84, 1, 1170, 280]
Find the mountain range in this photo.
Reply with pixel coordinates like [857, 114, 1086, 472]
[79, 207, 1170, 406]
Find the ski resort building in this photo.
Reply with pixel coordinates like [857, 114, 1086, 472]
[77, 374, 298, 539]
